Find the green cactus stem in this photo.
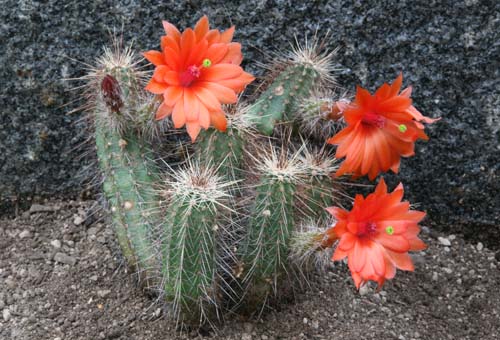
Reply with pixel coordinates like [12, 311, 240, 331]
[246, 64, 319, 135]
[300, 148, 339, 222]
[161, 165, 232, 324]
[240, 150, 303, 307]
[195, 126, 245, 182]
[95, 117, 159, 287]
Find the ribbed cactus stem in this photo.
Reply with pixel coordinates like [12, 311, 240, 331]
[245, 176, 295, 282]
[161, 165, 231, 324]
[95, 118, 159, 286]
[306, 176, 335, 221]
[241, 151, 303, 306]
[301, 149, 339, 222]
[246, 64, 318, 135]
[195, 126, 244, 182]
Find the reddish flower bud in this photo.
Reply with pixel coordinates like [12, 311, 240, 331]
[101, 74, 123, 113]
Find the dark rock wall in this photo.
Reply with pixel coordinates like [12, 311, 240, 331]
[1, 1, 498, 237]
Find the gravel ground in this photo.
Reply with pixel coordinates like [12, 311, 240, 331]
[1, 200, 499, 340]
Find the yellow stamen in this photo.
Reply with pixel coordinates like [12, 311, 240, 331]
[202, 58, 212, 68]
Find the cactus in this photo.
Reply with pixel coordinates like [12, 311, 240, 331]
[296, 89, 348, 141]
[161, 164, 233, 324]
[89, 43, 160, 287]
[239, 148, 304, 307]
[95, 119, 159, 285]
[246, 64, 318, 135]
[246, 39, 338, 135]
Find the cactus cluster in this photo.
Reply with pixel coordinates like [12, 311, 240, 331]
[82, 18, 435, 329]
[84, 37, 343, 327]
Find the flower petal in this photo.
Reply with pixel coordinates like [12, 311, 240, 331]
[198, 82, 238, 104]
[210, 110, 227, 131]
[199, 64, 243, 81]
[172, 98, 186, 128]
[198, 103, 210, 129]
[186, 122, 202, 142]
[193, 86, 222, 112]
[162, 20, 181, 41]
[194, 15, 209, 41]
[220, 26, 235, 43]
[155, 102, 172, 120]
[143, 50, 165, 66]
[145, 79, 168, 94]
[163, 86, 183, 107]
[183, 89, 200, 122]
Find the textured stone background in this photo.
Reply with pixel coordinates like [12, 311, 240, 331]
[1, 1, 498, 239]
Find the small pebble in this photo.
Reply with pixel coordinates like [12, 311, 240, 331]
[19, 230, 31, 239]
[432, 272, 439, 281]
[54, 252, 77, 266]
[29, 204, 59, 213]
[443, 268, 453, 274]
[50, 240, 62, 249]
[303, 317, 308, 324]
[438, 237, 451, 246]
[242, 333, 252, 340]
[97, 290, 111, 298]
[5, 278, 16, 289]
[476, 242, 484, 251]
[73, 215, 84, 226]
[3, 309, 11, 321]
[359, 284, 371, 296]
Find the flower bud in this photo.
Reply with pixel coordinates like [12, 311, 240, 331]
[101, 74, 123, 113]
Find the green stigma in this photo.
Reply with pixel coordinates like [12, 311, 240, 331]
[398, 124, 407, 133]
[202, 59, 212, 68]
[385, 226, 394, 235]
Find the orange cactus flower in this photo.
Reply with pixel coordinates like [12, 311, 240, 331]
[143, 16, 255, 141]
[324, 178, 427, 289]
[327, 73, 439, 180]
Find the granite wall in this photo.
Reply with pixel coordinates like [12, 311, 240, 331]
[1, 0, 498, 242]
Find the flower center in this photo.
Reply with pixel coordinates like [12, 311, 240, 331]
[179, 65, 201, 87]
[357, 221, 377, 237]
[362, 111, 386, 128]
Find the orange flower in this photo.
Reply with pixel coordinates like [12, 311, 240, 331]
[143, 16, 255, 141]
[324, 178, 427, 289]
[327, 74, 439, 180]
